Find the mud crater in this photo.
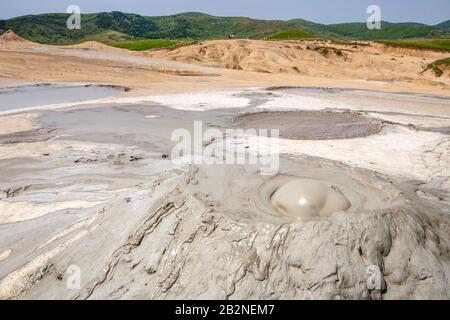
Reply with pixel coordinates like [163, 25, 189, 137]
[271, 178, 351, 220]
[235, 110, 383, 140]
[188, 157, 396, 224]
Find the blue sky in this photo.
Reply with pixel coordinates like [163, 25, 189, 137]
[0, 0, 448, 24]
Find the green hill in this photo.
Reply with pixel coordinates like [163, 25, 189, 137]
[435, 20, 450, 31]
[0, 12, 449, 45]
[266, 29, 315, 40]
[326, 22, 434, 40]
[378, 39, 450, 52]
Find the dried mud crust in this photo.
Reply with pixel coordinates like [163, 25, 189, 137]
[235, 110, 383, 140]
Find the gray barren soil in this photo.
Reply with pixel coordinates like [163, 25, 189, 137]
[0, 86, 449, 300]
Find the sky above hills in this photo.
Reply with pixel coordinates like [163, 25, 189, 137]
[0, 0, 448, 25]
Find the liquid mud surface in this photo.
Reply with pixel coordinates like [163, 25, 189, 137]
[271, 178, 351, 219]
[0, 84, 124, 112]
[235, 110, 383, 140]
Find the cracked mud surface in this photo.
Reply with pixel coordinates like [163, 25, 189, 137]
[0, 86, 449, 300]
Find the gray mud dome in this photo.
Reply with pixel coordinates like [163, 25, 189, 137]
[271, 178, 351, 220]
[235, 111, 382, 140]
[70, 159, 449, 300]
[13, 158, 449, 300]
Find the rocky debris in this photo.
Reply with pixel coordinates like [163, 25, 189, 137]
[130, 155, 143, 162]
[1, 186, 31, 199]
[74, 153, 144, 165]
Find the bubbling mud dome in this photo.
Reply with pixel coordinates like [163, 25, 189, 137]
[187, 157, 397, 225]
[271, 178, 351, 220]
[235, 110, 383, 140]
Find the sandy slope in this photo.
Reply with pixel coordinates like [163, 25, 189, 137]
[0, 34, 449, 95]
[149, 39, 450, 84]
[0, 30, 39, 49]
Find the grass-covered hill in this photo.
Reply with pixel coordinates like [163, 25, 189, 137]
[435, 20, 450, 31]
[266, 29, 315, 40]
[378, 39, 450, 52]
[0, 11, 448, 45]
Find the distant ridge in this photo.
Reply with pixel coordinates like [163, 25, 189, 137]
[0, 12, 449, 45]
[435, 20, 450, 31]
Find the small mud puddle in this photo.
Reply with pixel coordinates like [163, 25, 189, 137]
[0, 84, 124, 112]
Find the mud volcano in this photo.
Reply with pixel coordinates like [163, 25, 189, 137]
[236, 111, 382, 140]
[271, 178, 351, 220]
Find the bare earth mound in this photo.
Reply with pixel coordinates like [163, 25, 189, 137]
[148, 39, 450, 84]
[0, 30, 38, 49]
[69, 41, 125, 52]
[0, 30, 26, 42]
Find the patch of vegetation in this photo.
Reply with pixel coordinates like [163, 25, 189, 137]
[307, 45, 347, 58]
[266, 29, 315, 40]
[421, 57, 450, 77]
[84, 30, 137, 43]
[328, 40, 371, 47]
[379, 39, 450, 52]
[108, 39, 193, 51]
[95, 12, 157, 38]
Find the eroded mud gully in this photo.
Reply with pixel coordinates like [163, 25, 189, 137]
[0, 87, 449, 300]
